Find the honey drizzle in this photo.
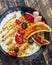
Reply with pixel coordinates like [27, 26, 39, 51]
[2, 25, 19, 41]
[6, 38, 13, 46]
[2, 23, 18, 37]
[3, 14, 16, 29]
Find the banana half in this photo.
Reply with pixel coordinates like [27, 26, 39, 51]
[22, 22, 52, 39]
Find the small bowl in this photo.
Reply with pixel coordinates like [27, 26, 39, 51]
[0, 6, 50, 62]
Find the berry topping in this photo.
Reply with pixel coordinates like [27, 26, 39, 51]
[24, 14, 34, 22]
[15, 19, 21, 24]
[28, 37, 34, 44]
[21, 22, 27, 29]
[14, 47, 19, 52]
[11, 51, 17, 57]
[15, 35, 23, 44]
[21, 11, 25, 15]
[18, 28, 24, 34]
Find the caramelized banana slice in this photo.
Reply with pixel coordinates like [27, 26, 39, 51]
[33, 34, 49, 46]
[22, 22, 52, 39]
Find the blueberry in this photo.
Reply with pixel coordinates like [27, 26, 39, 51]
[14, 47, 19, 52]
[28, 37, 34, 44]
[21, 11, 25, 15]
[21, 22, 27, 29]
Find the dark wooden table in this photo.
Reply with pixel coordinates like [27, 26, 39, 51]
[0, 0, 52, 65]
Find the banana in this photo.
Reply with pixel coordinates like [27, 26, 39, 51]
[22, 22, 52, 39]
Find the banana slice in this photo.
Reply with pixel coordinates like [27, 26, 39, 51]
[22, 22, 52, 39]
[33, 34, 49, 46]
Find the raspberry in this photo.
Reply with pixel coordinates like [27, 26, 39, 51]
[11, 51, 17, 57]
[15, 35, 23, 44]
[24, 14, 34, 22]
[15, 19, 21, 24]
[18, 28, 24, 34]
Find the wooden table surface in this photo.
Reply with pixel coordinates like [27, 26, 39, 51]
[0, 0, 52, 65]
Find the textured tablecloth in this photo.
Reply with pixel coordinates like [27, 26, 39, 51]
[0, 0, 52, 65]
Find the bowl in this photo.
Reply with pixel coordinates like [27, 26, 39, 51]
[0, 6, 50, 61]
